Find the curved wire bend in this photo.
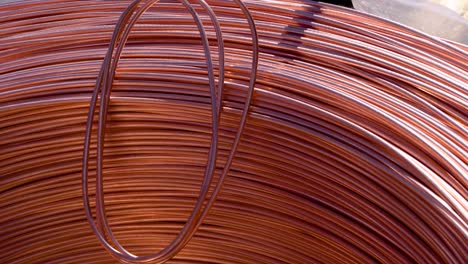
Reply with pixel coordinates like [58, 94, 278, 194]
[82, 0, 259, 263]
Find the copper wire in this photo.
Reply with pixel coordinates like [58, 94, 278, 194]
[83, 0, 259, 262]
[0, 0, 467, 263]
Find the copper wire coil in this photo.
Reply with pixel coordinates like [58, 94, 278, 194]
[0, 0, 467, 263]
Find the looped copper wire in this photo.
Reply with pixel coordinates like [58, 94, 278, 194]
[1, 1, 467, 263]
[82, 0, 259, 262]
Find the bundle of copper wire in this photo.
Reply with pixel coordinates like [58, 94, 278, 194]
[1, 0, 467, 263]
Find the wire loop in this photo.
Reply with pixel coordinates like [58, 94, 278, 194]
[82, 0, 259, 262]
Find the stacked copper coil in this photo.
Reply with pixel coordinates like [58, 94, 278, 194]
[1, 0, 467, 263]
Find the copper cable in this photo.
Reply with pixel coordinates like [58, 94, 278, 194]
[0, 0, 467, 263]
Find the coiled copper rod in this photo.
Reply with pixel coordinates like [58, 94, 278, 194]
[1, 0, 466, 263]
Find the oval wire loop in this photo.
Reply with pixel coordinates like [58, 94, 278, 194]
[82, 0, 259, 262]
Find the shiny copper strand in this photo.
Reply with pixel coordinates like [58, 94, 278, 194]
[0, 0, 467, 263]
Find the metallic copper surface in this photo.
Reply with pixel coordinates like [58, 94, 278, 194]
[0, 0, 467, 263]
